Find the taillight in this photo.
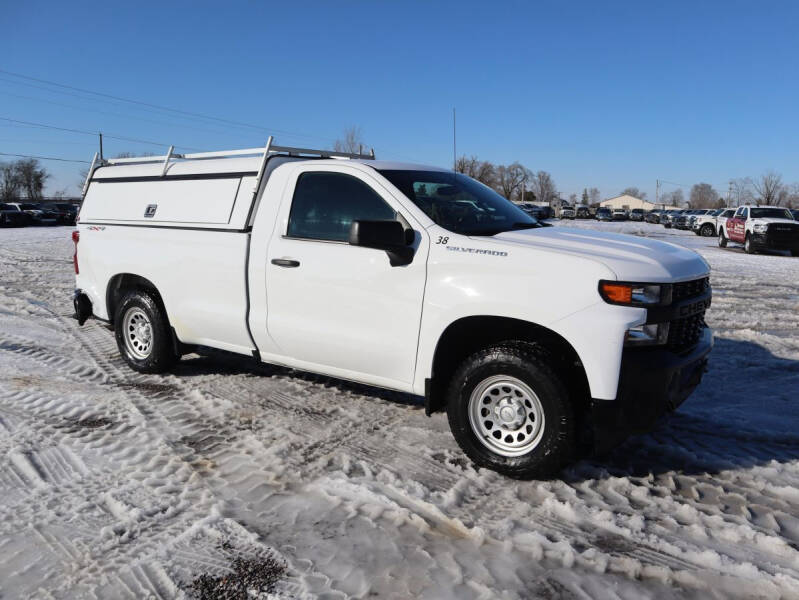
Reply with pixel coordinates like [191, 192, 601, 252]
[72, 230, 79, 274]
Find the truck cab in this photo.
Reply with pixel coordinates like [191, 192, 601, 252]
[72, 141, 714, 479]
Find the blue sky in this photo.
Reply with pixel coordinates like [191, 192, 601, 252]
[2, 1, 798, 200]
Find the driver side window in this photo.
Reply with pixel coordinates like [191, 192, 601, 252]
[287, 172, 396, 242]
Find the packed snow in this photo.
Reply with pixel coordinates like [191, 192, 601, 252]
[1, 221, 798, 599]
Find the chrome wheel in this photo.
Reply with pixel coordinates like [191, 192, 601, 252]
[122, 307, 153, 359]
[468, 375, 545, 457]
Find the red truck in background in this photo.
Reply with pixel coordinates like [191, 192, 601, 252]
[718, 205, 799, 255]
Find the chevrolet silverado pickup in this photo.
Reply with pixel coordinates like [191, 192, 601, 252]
[72, 140, 714, 479]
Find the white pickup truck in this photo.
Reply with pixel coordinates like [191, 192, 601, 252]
[72, 141, 713, 478]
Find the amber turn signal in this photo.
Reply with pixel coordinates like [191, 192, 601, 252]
[599, 282, 632, 304]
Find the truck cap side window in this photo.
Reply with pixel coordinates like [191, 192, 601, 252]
[287, 172, 396, 242]
[378, 170, 538, 236]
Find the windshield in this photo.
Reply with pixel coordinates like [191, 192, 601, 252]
[0, 203, 19, 211]
[377, 170, 538, 236]
[21, 203, 39, 210]
[750, 208, 794, 220]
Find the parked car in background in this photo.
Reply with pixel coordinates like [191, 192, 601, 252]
[560, 205, 576, 219]
[791, 209, 799, 220]
[629, 208, 645, 221]
[611, 208, 627, 221]
[519, 203, 550, 220]
[576, 206, 591, 219]
[9, 202, 58, 225]
[718, 205, 799, 255]
[692, 209, 723, 236]
[645, 209, 664, 224]
[661, 209, 684, 228]
[0, 202, 29, 227]
[51, 203, 79, 225]
[596, 207, 612, 221]
[673, 209, 699, 230]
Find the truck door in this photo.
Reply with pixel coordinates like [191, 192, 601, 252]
[264, 166, 428, 387]
[729, 207, 747, 242]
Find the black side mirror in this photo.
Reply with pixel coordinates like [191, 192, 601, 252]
[349, 220, 415, 267]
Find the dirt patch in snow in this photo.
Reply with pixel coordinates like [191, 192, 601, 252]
[186, 550, 286, 600]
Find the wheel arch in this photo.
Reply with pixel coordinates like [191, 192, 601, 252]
[425, 315, 590, 420]
[106, 273, 166, 327]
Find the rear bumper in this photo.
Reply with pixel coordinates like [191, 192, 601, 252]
[590, 326, 713, 453]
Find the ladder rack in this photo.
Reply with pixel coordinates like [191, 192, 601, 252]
[102, 141, 376, 165]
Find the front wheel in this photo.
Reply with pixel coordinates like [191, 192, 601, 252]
[700, 224, 715, 237]
[114, 290, 177, 373]
[446, 343, 574, 479]
[744, 234, 756, 254]
[718, 229, 728, 248]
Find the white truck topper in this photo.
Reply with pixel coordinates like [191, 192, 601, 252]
[79, 140, 376, 231]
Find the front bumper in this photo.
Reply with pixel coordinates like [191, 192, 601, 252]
[590, 326, 713, 453]
[751, 231, 799, 252]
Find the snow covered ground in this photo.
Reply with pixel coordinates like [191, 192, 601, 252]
[1, 221, 798, 599]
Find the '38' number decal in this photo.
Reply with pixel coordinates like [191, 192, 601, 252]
[436, 236, 449, 245]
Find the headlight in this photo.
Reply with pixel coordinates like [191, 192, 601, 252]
[753, 223, 768, 233]
[598, 281, 667, 306]
[625, 322, 670, 346]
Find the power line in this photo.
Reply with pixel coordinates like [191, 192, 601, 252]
[0, 152, 90, 164]
[0, 68, 331, 142]
[0, 116, 204, 151]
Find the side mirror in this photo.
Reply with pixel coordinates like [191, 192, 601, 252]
[349, 220, 415, 267]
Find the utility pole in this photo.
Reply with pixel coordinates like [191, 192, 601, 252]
[98, 132, 103, 161]
[452, 108, 456, 171]
[655, 179, 660, 207]
[727, 180, 733, 207]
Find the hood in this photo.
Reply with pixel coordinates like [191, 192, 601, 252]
[753, 218, 798, 226]
[489, 227, 710, 282]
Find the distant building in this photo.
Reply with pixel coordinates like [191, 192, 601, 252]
[600, 194, 678, 211]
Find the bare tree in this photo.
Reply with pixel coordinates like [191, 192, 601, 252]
[334, 126, 366, 154]
[529, 171, 557, 207]
[0, 162, 21, 201]
[662, 189, 685, 207]
[689, 182, 718, 208]
[621, 187, 647, 200]
[14, 159, 49, 200]
[495, 162, 529, 201]
[588, 187, 601, 205]
[730, 178, 754, 207]
[752, 170, 784, 205]
[455, 155, 496, 187]
[581, 189, 589, 205]
[568, 193, 577, 205]
[777, 183, 799, 208]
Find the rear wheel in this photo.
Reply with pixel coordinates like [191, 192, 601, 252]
[700, 224, 715, 237]
[718, 229, 728, 248]
[114, 290, 177, 373]
[446, 343, 575, 479]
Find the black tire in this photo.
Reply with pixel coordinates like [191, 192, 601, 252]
[718, 229, 727, 248]
[700, 224, 715, 237]
[792, 249, 799, 257]
[114, 290, 177, 373]
[744, 234, 756, 254]
[446, 342, 575, 479]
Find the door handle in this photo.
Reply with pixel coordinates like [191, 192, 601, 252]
[271, 258, 301, 268]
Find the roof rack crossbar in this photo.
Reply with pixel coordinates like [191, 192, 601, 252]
[102, 140, 376, 166]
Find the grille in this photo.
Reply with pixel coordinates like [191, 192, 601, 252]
[667, 277, 710, 352]
[672, 277, 709, 302]
[767, 224, 799, 245]
[667, 314, 705, 352]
